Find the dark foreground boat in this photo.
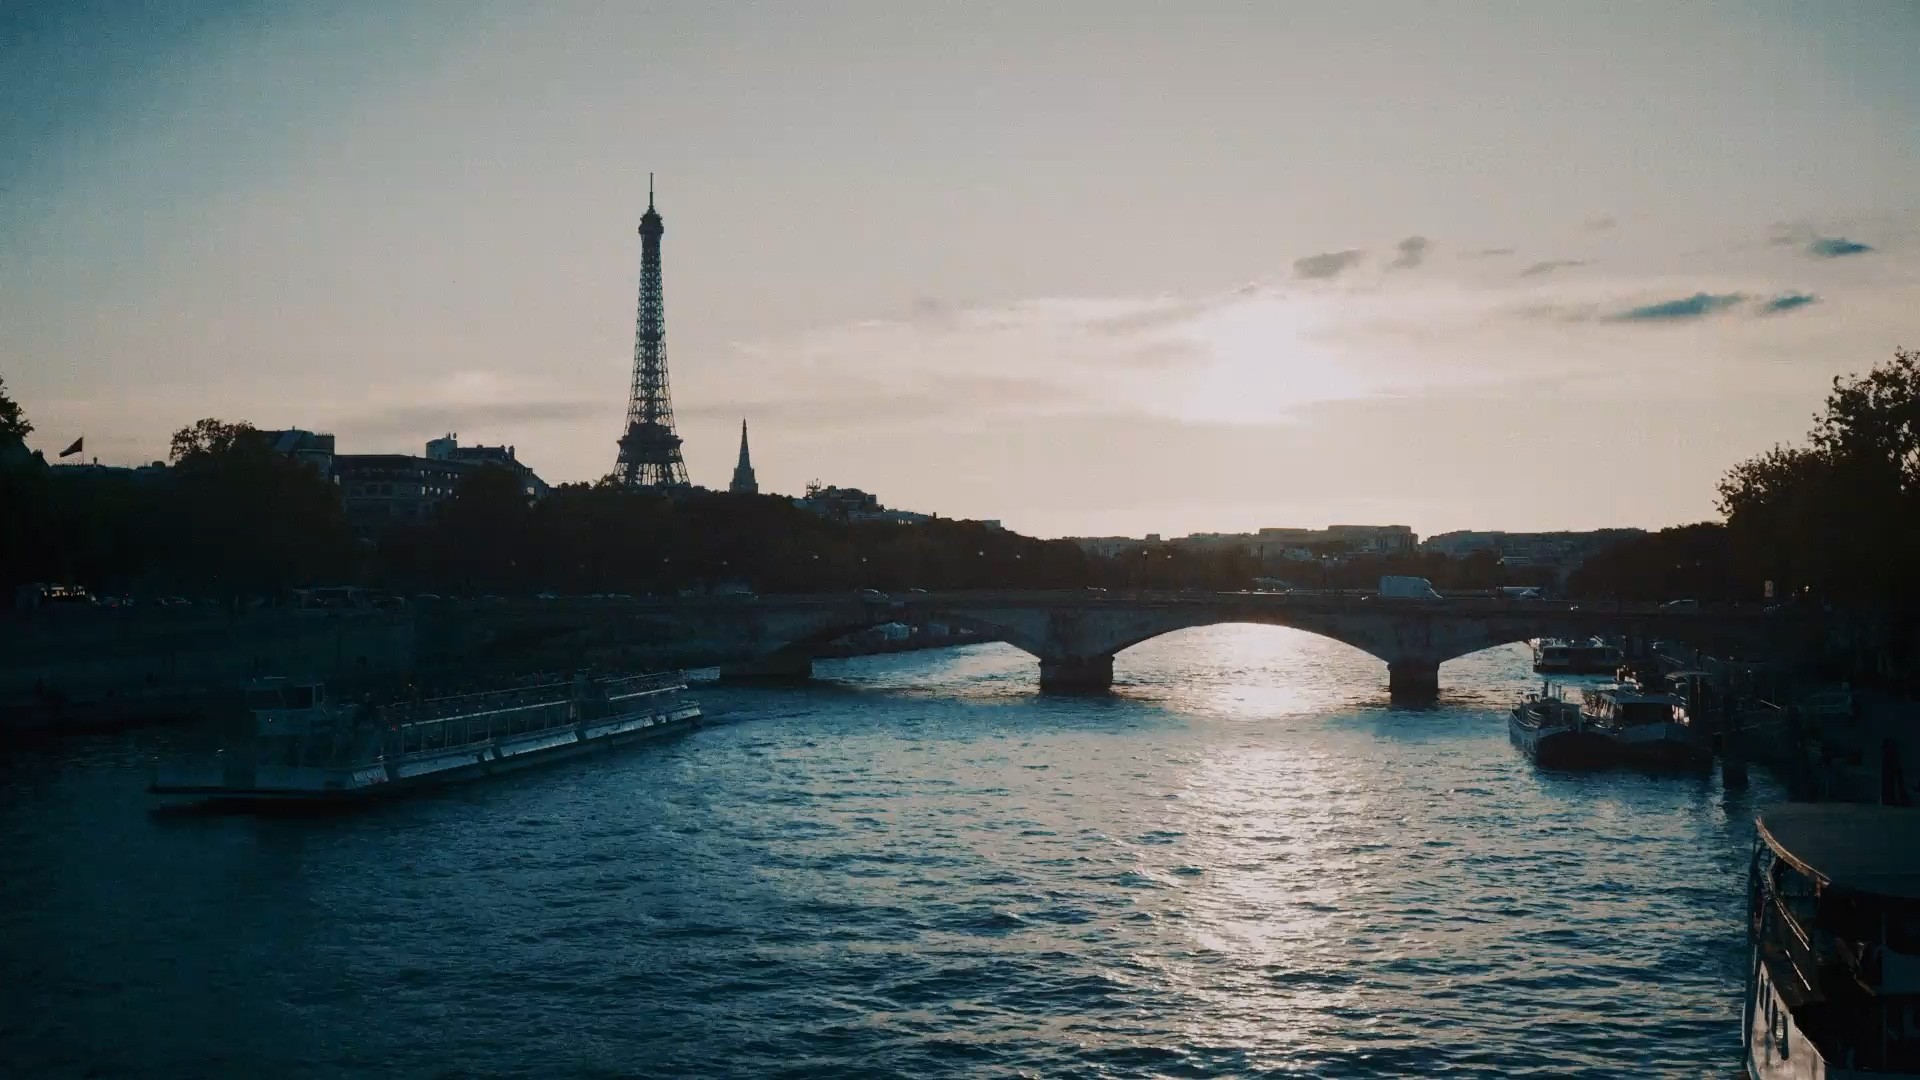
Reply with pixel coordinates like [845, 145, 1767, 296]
[1745, 803, 1920, 1078]
[150, 671, 700, 809]
[1508, 684, 1613, 769]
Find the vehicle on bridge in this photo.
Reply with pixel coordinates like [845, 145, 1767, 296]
[1377, 575, 1443, 600]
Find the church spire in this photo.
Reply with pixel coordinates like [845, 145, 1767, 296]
[729, 418, 758, 495]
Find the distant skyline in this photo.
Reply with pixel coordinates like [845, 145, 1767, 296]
[4, 1, 1917, 539]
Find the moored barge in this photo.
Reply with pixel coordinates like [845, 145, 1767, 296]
[1581, 682, 1712, 772]
[150, 671, 700, 808]
[1533, 638, 1623, 675]
[1509, 683, 1613, 769]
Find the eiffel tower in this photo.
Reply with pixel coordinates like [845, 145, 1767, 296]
[613, 175, 690, 489]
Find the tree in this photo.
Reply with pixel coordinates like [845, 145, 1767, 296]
[429, 465, 534, 593]
[1812, 348, 1920, 490]
[162, 417, 352, 596]
[1565, 523, 1738, 602]
[0, 374, 30, 442]
[1716, 347, 1920, 609]
[0, 375, 49, 592]
[170, 417, 262, 464]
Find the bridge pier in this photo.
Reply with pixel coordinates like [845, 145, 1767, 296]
[1387, 660, 1440, 702]
[718, 650, 813, 684]
[1038, 655, 1114, 694]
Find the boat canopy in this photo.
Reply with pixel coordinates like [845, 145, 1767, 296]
[1757, 803, 1920, 901]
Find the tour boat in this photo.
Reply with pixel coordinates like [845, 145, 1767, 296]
[1533, 638, 1623, 675]
[1508, 683, 1613, 769]
[150, 671, 700, 808]
[1581, 682, 1712, 771]
[1745, 803, 1920, 1078]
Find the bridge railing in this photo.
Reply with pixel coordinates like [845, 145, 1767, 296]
[441, 590, 1780, 620]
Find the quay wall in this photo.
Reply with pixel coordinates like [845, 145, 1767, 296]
[1, 610, 416, 735]
[0, 603, 783, 736]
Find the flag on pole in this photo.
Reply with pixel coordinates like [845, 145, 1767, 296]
[59, 436, 83, 458]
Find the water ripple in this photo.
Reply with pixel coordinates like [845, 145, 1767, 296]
[0, 627, 1773, 1078]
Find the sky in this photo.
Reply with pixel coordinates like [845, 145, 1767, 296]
[3, 1, 1917, 539]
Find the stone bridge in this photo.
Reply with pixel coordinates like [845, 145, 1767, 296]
[462, 591, 1804, 699]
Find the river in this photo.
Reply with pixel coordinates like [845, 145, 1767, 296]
[0, 626, 1775, 1078]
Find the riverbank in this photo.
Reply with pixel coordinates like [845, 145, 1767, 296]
[1798, 688, 1918, 804]
[1, 608, 415, 739]
[0, 604, 1000, 739]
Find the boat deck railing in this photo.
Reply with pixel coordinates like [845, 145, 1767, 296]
[388, 698, 577, 759]
[238, 673, 688, 767]
[381, 672, 688, 759]
[376, 681, 575, 728]
[1755, 857, 1847, 998]
[602, 671, 687, 701]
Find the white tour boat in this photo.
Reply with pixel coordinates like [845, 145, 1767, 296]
[150, 671, 700, 808]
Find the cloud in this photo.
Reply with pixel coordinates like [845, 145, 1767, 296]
[1293, 250, 1364, 279]
[1511, 300, 1603, 324]
[1585, 215, 1617, 231]
[680, 374, 1079, 432]
[1102, 338, 1209, 369]
[1808, 236, 1873, 258]
[1518, 259, 1586, 278]
[336, 399, 603, 442]
[1389, 236, 1430, 270]
[1083, 297, 1223, 336]
[1603, 292, 1745, 323]
[1761, 292, 1819, 314]
[1468, 247, 1515, 258]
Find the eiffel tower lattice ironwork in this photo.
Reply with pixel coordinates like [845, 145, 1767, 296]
[613, 174, 690, 489]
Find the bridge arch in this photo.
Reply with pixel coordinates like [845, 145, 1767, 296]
[1007, 604, 1758, 696]
[1024, 607, 1454, 696]
[1095, 613, 1396, 665]
[590, 593, 1794, 698]
[715, 605, 1033, 681]
[777, 609, 1023, 654]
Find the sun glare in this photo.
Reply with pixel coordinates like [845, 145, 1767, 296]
[1165, 297, 1373, 425]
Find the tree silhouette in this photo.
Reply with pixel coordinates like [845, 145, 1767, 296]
[0, 375, 30, 442]
[1718, 348, 1920, 609]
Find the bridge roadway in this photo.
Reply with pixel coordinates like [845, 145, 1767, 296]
[470, 590, 1797, 699]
